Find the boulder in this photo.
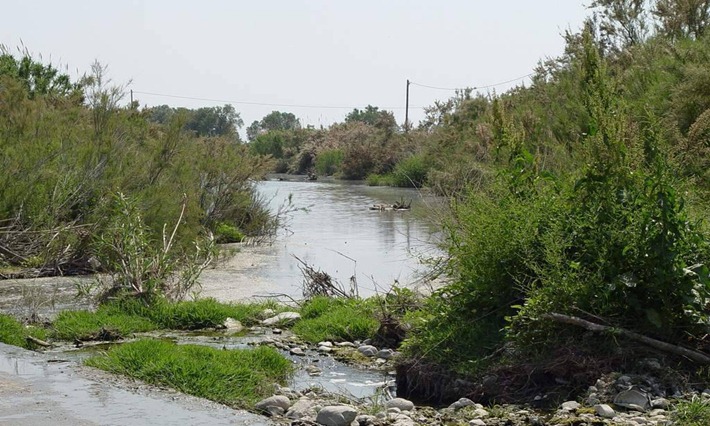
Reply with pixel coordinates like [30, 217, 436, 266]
[223, 318, 243, 333]
[449, 397, 477, 410]
[290, 347, 306, 356]
[594, 404, 616, 419]
[316, 405, 358, 426]
[614, 388, 651, 411]
[386, 397, 415, 412]
[262, 311, 301, 326]
[255, 395, 291, 414]
[560, 401, 581, 411]
[285, 397, 316, 420]
[376, 349, 395, 359]
[357, 345, 378, 357]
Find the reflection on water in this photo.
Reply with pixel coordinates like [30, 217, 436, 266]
[201, 180, 443, 301]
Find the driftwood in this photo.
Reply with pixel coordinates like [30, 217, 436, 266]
[26, 336, 53, 347]
[544, 312, 710, 364]
[294, 255, 354, 299]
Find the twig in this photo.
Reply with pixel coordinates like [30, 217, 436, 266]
[543, 312, 710, 364]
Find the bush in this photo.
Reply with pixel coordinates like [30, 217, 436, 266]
[214, 222, 245, 243]
[0, 314, 30, 348]
[390, 154, 429, 188]
[314, 149, 343, 176]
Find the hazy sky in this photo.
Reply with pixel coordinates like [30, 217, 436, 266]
[2, 1, 590, 135]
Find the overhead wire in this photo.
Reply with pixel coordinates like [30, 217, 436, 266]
[409, 72, 535, 91]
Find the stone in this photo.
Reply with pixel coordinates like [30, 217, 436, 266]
[318, 341, 334, 347]
[262, 311, 301, 326]
[472, 408, 489, 418]
[386, 397, 415, 412]
[594, 404, 616, 419]
[272, 328, 282, 334]
[316, 405, 358, 426]
[469, 420, 487, 426]
[317, 346, 333, 353]
[376, 349, 395, 359]
[335, 341, 356, 347]
[357, 345, 378, 357]
[305, 365, 322, 376]
[355, 414, 377, 425]
[285, 398, 316, 420]
[388, 413, 415, 426]
[290, 347, 306, 356]
[223, 318, 243, 333]
[255, 395, 291, 413]
[614, 388, 651, 411]
[561, 401, 581, 411]
[448, 397, 476, 410]
[387, 407, 401, 414]
[586, 393, 601, 406]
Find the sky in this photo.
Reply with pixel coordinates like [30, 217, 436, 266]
[2, 1, 591, 137]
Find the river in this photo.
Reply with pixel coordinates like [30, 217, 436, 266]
[200, 178, 444, 302]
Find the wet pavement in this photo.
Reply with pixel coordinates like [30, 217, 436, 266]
[0, 343, 273, 426]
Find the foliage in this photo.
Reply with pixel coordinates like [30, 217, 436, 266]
[0, 314, 31, 348]
[0, 47, 80, 99]
[147, 104, 243, 141]
[85, 339, 293, 408]
[314, 148, 344, 176]
[246, 110, 300, 141]
[672, 396, 710, 426]
[214, 222, 245, 243]
[294, 296, 379, 343]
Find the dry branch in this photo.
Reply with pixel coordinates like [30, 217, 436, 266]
[544, 312, 710, 364]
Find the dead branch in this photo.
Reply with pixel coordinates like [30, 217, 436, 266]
[543, 312, 710, 364]
[293, 255, 352, 299]
[26, 336, 53, 347]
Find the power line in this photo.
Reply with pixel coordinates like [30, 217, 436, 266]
[132, 90, 424, 110]
[410, 72, 534, 91]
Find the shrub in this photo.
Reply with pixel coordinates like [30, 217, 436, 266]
[314, 149, 344, 176]
[214, 222, 245, 243]
[390, 154, 429, 188]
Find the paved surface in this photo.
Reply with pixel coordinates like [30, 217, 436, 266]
[0, 343, 273, 426]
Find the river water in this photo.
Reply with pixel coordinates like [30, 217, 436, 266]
[200, 179, 444, 302]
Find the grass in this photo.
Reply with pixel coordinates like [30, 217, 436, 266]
[672, 396, 710, 426]
[50, 298, 285, 342]
[293, 296, 379, 343]
[84, 339, 293, 407]
[0, 313, 50, 349]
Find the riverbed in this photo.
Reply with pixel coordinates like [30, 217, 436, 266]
[200, 179, 444, 302]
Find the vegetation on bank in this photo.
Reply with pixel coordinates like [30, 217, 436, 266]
[85, 339, 292, 407]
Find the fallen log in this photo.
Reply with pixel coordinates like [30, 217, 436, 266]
[26, 336, 53, 348]
[543, 312, 710, 364]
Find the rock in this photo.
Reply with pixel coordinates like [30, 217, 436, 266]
[316, 405, 358, 426]
[651, 398, 670, 409]
[449, 397, 476, 410]
[262, 311, 301, 326]
[472, 408, 489, 418]
[261, 308, 276, 318]
[561, 401, 581, 411]
[586, 393, 601, 406]
[357, 345, 378, 357]
[377, 349, 395, 359]
[388, 413, 415, 426]
[317, 346, 333, 353]
[223, 318, 243, 333]
[469, 420, 487, 426]
[272, 328, 282, 334]
[386, 398, 415, 412]
[255, 395, 291, 414]
[355, 414, 377, 425]
[614, 388, 651, 411]
[387, 407, 401, 414]
[318, 341, 334, 348]
[305, 365, 322, 376]
[335, 341, 356, 347]
[290, 347, 306, 356]
[595, 404, 616, 419]
[286, 398, 316, 420]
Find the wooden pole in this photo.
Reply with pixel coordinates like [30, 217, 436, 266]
[405, 79, 410, 132]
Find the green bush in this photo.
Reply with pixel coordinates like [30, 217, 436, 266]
[214, 222, 245, 243]
[390, 154, 429, 188]
[314, 149, 343, 176]
[85, 339, 293, 407]
[0, 314, 30, 348]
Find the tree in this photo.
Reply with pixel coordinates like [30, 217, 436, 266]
[345, 105, 398, 132]
[0, 48, 79, 99]
[653, 0, 710, 39]
[185, 104, 243, 140]
[246, 111, 300, 141]
[590, 0, 650, 48]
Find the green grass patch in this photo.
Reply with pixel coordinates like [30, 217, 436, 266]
[673, 396, 710, 426]
[214, 222, 245, 243]
[85, 339, 293, 407]
[0, 314, 50, 349]
[294, 296, 379, 343]
[52, 307, 157, 341]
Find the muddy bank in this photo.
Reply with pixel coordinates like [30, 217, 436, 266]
[0, 342, 272, 426]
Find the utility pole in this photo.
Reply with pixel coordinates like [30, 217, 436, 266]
[130, 89, 134, 104]
[405, 79, 410, 132]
